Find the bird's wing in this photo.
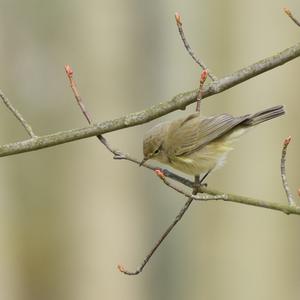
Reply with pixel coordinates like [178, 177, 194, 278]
[165, 113, 249, 156]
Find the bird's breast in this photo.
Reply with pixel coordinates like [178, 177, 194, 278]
[168, 140, 234, 175]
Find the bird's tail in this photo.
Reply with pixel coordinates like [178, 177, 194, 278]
[244, 105, 285, 126]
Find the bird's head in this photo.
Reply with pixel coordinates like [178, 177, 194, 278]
[140, 121, 170, 166]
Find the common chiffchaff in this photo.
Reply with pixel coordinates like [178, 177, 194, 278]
[141, 105, 285, 175]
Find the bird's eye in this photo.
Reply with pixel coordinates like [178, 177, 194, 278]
[154, 148, 160, 155]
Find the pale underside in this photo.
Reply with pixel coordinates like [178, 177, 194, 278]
[165, 128, 247, 175]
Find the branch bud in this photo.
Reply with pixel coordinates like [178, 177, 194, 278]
[283, 7, 292, 17]
[175, 12, 182, 25]
[64, 64, 73, 78]
[117, 264, 125, 273]
[200, 69, 208, 84]
[155, 169, 165, 179]
[283, 136, 292, 146]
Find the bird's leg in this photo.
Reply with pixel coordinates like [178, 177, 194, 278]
[193, 170, 212, 193]
[200, 170, 211, 184]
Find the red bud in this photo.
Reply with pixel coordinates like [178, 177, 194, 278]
[283, 7, 292, 17]
[155, 169, 165, 178]
[175, 12, 182, 25]
[200, 69, 208, 83]
[117, 264, 125, 273]
[284, 136, 292, 146]
[64, 64, 73, 78]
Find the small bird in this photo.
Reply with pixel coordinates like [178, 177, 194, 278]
[141, 105, 285, 176]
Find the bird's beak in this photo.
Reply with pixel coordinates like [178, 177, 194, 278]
[139, 157, 149, 167]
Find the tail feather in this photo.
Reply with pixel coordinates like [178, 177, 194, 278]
[243, 105, 285, 126]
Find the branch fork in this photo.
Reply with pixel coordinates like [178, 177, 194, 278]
[0, 90, 36, 138]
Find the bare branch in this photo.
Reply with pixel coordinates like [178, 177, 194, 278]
[118, 197, 194, 275]
[118, 175, 200, 275]
[0, 42, 299, 157]
[154, 170, 300, 215]
[64, 64, 117, 155]
[200, 186, 300, 215]
[65, 65, 93, 124]
[174, 12, 217, 81]
[281, 136, 296, 207]
[0, 89, 36, 138]
[144, 164, 300, 215]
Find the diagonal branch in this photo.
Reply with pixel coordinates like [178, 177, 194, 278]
[118, 197, 194, 275]
[65, 65, 93, 123]
[118, 175, 200, 275]
[281, 136, 296, 207]
[0, 42, 299, 157]
[0, 89, 36, 138]
[175, 12, 217, 81]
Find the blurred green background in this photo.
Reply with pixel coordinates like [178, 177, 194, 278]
[0, 0, 299, 299]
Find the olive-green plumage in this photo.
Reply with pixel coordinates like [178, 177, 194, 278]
[141, 105, 285, 175]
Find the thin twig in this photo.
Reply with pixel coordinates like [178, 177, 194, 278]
[281, 136, 296, 207]
[284, 7, 300, 27]
[118, 175, 200, 275]
[65, 65, 93, 124]
[175, 12, 217, 81]
[0, 89, 36, 138]
[118, 198, 194, 275]
[64, 65, 116, 154]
